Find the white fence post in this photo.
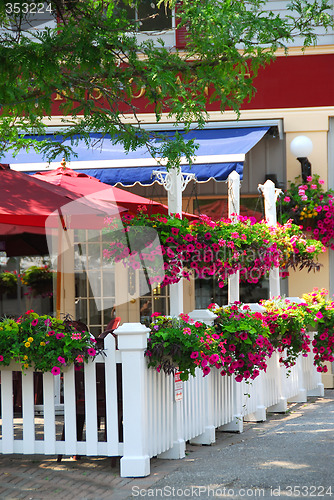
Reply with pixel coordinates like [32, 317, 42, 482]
[116, 322, 151, 477]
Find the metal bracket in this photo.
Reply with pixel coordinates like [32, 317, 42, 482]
[153, 170, 196, 195]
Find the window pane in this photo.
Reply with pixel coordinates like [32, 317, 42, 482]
[138, 0, 172, 31]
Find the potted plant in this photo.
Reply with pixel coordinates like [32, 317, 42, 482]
[146, 306, 274, 383]
[279, 174, 334, 249]
[0, 311, 98, 374]
[260, 297, 312, 371]
[210, 303, 274, 382]
[301, 288, 334, 373]
[21, 265, 54, 298]
[0, 271, 17, 295]
[104, 212, 325, 289]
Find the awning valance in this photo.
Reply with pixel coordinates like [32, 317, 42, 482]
[4, 126, 270, 186]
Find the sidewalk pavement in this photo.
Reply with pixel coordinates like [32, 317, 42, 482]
[0, 389, 333, 500]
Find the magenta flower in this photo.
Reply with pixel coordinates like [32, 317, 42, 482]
[57, 356, 66, 365]
[44, 319, 52, 326]
[48, 330, 55, 336]
[87, 347, 96, 356]
[209, 354, 219, 364]
[190, 351, 199, 359]
[202, 366, 211, 376]
[51, 366, 61, 376]
[0, 355, 3, 362]
[56, 332, 65, 339]
[31, 319, 38, 326]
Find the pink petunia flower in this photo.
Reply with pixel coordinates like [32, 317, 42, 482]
[51, 366, 61, 376]
[202, 366, 211, 376]
[31, 319, 38, 326]
[87, 348, 96, 357]
[57, 356, 66, 365]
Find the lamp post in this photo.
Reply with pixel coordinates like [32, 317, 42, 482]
[290, 136, 313, 182]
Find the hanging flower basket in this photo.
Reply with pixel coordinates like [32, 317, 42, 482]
[103, 212, 325, 288]
[0, 271, 18, 295]
[279, 174, 334, 249]
[21, 265, 54, 297]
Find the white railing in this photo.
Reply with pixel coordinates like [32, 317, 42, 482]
[0, 308, 325, 478]
[0, 335, 121, 457]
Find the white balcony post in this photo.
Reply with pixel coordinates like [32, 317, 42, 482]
[116, 322, 151, 477]
[228, 171, 240, 304]
[153, 169, 196, 316]
[258, 180, 282, 298]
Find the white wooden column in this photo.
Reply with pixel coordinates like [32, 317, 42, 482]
[116, 322, 151, 477]
[258, 180, 282, 298]
[228, 171, 240, 304]
[153, 169, 196, 316]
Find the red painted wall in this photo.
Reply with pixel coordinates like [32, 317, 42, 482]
[240, 53, 334, 110]
[51, 53, 334, 116]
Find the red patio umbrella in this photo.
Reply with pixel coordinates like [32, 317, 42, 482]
[0, 166, 127, 318]
[0, 166, 126, 261]
[32, 166, 193, 217]
[0, 167, 125, 233]
[0, 167, 124, 230]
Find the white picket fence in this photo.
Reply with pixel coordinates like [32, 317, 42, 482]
[0, 309, 324, 478]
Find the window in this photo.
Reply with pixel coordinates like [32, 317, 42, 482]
[119, 0, 172, 32]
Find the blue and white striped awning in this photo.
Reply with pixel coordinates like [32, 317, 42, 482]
[4, 127, 270, 186]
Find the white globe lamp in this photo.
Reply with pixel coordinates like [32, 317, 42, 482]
[290, 136, 313, 181]
[290, 135, 313, 158]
